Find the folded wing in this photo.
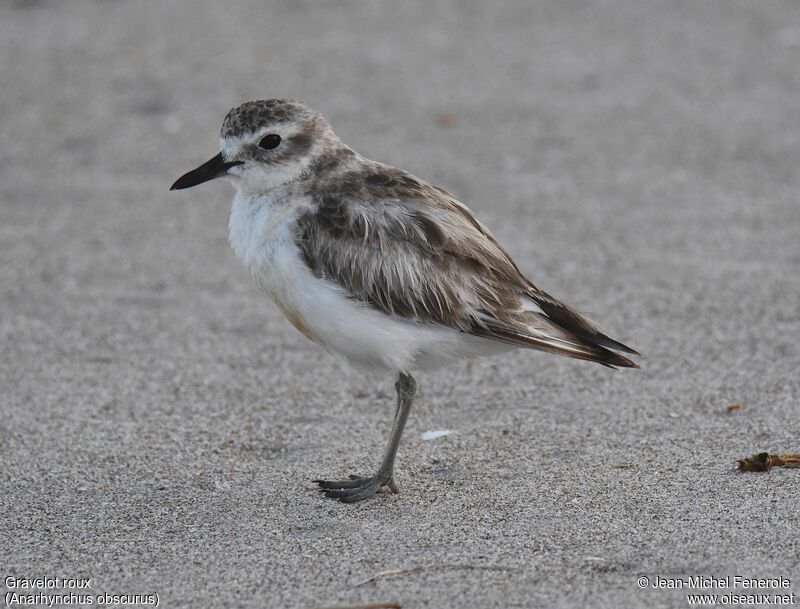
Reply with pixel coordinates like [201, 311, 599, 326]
[296, 166, 639, 368]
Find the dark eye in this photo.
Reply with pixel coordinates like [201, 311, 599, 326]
[258, 134, 282, 150]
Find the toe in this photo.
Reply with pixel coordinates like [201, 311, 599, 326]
[314, 472, 395, 502]
[314, 475, 370, 489]
[321, 488, 357, 499]
[338, 485, 380, 503]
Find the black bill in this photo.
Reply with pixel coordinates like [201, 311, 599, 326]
[170, 153, 242, 190]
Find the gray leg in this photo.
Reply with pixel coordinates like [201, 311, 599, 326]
[315, 372, 417, 503]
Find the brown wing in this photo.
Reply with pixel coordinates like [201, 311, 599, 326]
[296, 165, 639, 368]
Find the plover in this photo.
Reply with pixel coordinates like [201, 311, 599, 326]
[171, 99, 639, 502]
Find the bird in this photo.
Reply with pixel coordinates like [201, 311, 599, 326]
[171, 99, 639, 503]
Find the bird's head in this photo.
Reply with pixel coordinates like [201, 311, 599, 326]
[171, 99, 338, 195]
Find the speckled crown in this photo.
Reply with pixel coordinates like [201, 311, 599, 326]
[221, 99, 315, 139]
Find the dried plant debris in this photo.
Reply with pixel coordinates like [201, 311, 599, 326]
[737, 452, 800, 472]
[308, 603, 401, 609]
[355, 563, 520, 586]
[434, 113, 459, 127]
[726, 402, 744, 412]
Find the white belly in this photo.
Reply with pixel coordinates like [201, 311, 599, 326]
[228, 191, 514, 372]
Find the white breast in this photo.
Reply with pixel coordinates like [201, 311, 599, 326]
[228, 191, 513, 373]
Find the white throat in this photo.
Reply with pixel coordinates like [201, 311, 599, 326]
[225, 158, 309, 196]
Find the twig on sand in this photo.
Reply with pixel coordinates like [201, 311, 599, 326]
[307, 602, 401, 609]
[737, 452, 800, 471]
[354, 563, 520, 586]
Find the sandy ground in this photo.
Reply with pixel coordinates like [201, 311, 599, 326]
[2, 1, 800, 608]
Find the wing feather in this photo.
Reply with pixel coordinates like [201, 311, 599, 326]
[296, 164, 639, 368]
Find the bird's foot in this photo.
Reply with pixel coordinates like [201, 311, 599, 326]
[314, 473, 399, 503]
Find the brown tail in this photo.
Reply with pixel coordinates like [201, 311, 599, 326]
[473, 324, 639, 369]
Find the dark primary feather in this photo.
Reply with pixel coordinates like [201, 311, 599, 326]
[296, 162, 639, 369]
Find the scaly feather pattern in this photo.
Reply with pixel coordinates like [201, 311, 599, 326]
[296, 160, 639, 368]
